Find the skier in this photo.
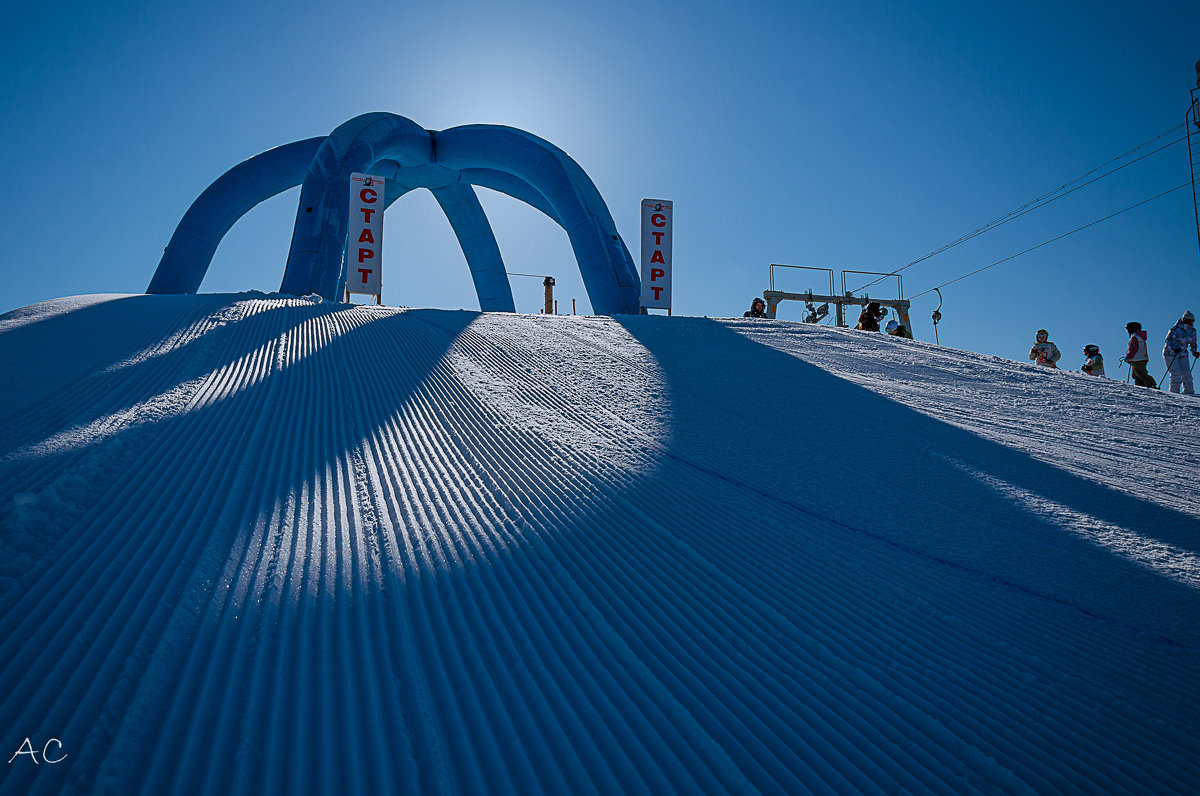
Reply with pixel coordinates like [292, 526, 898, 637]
[1162, 310, 1199, 394]
[1124, 321, 1156, 388]
[856, 301, 887, 331]
[885, 319, 913, 339]
[1080, 345, 1104, 377]
[1028, 329, 1061, 368]
[744, 297, 769, 318]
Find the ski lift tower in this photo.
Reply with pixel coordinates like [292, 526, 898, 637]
[762, 264, 913, 333]
[1187, 57, 1200, 264]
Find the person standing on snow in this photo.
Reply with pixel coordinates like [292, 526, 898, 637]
[744, 297, 769, 318]
[1080, 345, 1104, 377]
[1028, 329, 1061, 368]
[1124, 321, 1157, 388]
[856, 301, 887, 331]
[1162, 310, 1199, 394]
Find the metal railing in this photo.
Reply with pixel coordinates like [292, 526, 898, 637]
[841, 270, 903, 302]
[769, 264, 835, 295]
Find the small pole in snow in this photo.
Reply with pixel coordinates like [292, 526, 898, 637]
[504, 272, 557, 314]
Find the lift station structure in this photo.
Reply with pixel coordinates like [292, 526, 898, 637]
[762, 264, 913, 332]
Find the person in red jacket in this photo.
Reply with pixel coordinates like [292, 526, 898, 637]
[1124, 321, 1157, 388]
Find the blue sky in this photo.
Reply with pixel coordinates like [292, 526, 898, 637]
[2, 0, 1198, 369]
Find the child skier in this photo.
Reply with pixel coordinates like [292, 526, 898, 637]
[1080, 345, 1104, 377]
[1124, 322, 1156, 388]
[1028, 329, 1061, 368]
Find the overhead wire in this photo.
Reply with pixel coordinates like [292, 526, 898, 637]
[908, 181, 1191, 300]
[898, 133, 1184, 264]
[847, 122, 1188, 295]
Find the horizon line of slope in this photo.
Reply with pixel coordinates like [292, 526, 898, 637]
[1, 293, 1198, 795]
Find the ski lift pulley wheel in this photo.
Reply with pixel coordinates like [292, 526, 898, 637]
[930, 288, 944, 345]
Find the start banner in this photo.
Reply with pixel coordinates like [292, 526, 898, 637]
[348, 173, 385, 296]
[640, 199, 672, 311]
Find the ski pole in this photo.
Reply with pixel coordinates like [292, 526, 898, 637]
[1119, 356, 1130, 383]
[1159, 352, 1180, 389]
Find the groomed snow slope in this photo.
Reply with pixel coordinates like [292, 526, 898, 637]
[1, 293, 1198, 795]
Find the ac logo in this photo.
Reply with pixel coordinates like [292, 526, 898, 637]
[8, 737, 67, 765]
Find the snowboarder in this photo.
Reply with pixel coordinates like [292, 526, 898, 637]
[856, 301, 886, 331]
[1124, 321, 1156, 388]
[885, 319, 913, 339]
[744, 297, 769, 318]
[1028, 329, 1061, 368]
[1080, 345, 1104, 377]
[1162, 310, 1199, 394]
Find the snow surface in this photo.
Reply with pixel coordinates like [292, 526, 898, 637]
[1, 293, 1198, 795]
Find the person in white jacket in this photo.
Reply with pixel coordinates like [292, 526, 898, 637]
[1124, 321, 1156, 388]
[1029, 329, 1061, 368]
[1162, 310, 1199, 394]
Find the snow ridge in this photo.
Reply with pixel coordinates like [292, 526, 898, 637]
[1, 295, 1198, 795]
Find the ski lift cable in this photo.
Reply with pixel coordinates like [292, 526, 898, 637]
[941, 126, 1186, 241]
[850, 128, 1186, 296]
[981, 123, 1186, 215]
[957, 124, 1186, 231]
[847, 124, 1187, 296]
[907, 181, 1191, 301]
[902, 133, 1184, 262]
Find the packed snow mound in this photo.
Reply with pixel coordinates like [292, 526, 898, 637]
[1, 293, 1198, 795]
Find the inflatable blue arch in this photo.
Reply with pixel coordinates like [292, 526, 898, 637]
[147, 112, 642, 315]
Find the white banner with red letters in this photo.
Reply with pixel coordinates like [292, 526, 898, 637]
[640, 199, 672, 311]
[348, 173, 385, 296]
